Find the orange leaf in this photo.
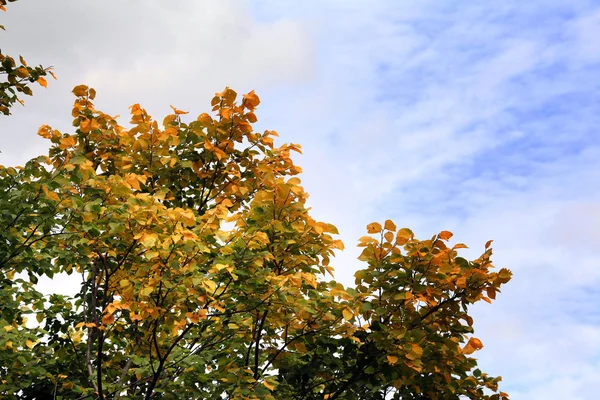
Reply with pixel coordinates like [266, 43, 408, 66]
[463, 337, 483, 354]
[455, 276, 467, 288]
[170, 105, 188, 115]
[453, 243, 468, 249]
[102, 314, 115, 325]
[439, 230, 453, 240]
[367, 222, 382, 234]
[386, 355, 398, 364]
[243, 90, 260, 110]
[59, 136, 77, 150]
[72, 85, 88, 97]
[37, 76, 48, 88]
[485, 239, 494, 249]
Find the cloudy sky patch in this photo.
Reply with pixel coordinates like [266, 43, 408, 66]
[1, 1, 599, 398]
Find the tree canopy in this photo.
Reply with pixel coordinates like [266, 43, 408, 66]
[0, 84, 512, 399]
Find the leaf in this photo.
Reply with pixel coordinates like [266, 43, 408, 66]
[367, 222, 382, 234]
[386, 355, 398, 364]
[141, 233, 159, 248]
[384, 231, 394, 242]
[396, 228, 414, 245]
[263, 380, 275, 391]
[439, 230, 453, 240]
[485, 239, 494, 249]
[102, 314, 115, 325]
[72, 85, 89, 96]
[170, 105, 188, 115]
[59, 135, 76, 149]
[342, 307, 354, 321]
[37, 76, 48, 88]
[462, 337, 484, 354]
[243, 90, 260, 110]
[384, 219, 397, 231]
[453, 243, 468, 249]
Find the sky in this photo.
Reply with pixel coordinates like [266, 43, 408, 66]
[1, 0, 600, 398]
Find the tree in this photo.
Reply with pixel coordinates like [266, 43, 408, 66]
[0, 0, 55, 115]
[0, 85, 512, 399]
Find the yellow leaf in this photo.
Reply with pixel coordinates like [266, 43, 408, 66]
[37, 76, 48, 88]
[395, 228, 414, 245]
[25, 339, 35, 349]
[384, 231, 394, 242]
[141, 233, 158, 248]
[333, 239, 345, 250]
[342, 307, 353, 321]
[203, 279, 217, 293]
[384, 219, 397, 231]
[263, 380, 275, 391]
[439, 230, 453, 240]
[367, 222, 382, 234]
[386, 355, 398, 364]
[2, 326, 13, 332]
[214, 263, 228, 271]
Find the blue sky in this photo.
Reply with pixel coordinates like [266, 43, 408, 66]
[1, 1, 600, 398]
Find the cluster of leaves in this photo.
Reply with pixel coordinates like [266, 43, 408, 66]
[0, 85, 512, 399]
[0, 0, 55, 115]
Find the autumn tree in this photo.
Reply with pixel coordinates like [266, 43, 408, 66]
[0, 85, 511, 399]
[0, 0, 54, 115]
